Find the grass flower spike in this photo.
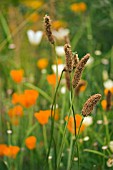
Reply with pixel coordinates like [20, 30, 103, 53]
[72, 53, 90, 88]
[64, 44, 73, 72]
[44, 15, 54, 44]
[82, 94, 101, 117]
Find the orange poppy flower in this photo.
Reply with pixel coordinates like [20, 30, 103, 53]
[23, 1, 43, 9]
[20, 90, 39, 108]
[65, 114, 85, 135]
[70, 2, 87, 12]
[37, 58, 48, 70]
[3, 146, 20, 158]
[12, 93, 21, 104]
[104, 88, 113, 95]
[8, 105, 23, 118]
[0, 144, 7, 156]
[101, 100, 107, 110]
[47, 74, 59, 87]
[10, 69, 24, 83]
[52, 20, 67, 30]
[12, 90, 39, 108]
[34, 110, 51, 125]
[25, 136, 37, 150]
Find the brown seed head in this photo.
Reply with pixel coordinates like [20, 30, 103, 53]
[82, 94, 101, 117]
[72, 53, 90, 88]
[106, 90, 112, 111]
[44, 15, 54, 44]
[72, 53, 79, 69]
[64, 44, 73, 72]
[65, 71, 70, 90]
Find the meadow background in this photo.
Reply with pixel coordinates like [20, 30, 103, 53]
[0, 0, 113, 170]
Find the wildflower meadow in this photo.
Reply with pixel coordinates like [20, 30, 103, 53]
[1, 0, 113, 170]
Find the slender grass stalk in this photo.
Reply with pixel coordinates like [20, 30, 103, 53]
[43, 125, 48, 153]
[70, 117, 84, 170]
[57, 94, 75, 169]
[67, 135, 74, 170]
[46, 70, 64, 161]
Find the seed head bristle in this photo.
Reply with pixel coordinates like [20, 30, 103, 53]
[72, 53, 90, 88]
[44, 15, 54, 44]
[64, 44, 73, 72]
[82, 94, 101, 117]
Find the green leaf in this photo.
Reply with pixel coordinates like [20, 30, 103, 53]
[0, 159, 8, 170]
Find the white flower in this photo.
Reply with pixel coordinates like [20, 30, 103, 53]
[103, 79, 113, 89]
[52, 64, 65, 75]
[109, 141, 113, 152]
[27, 30, 43, 45]
[94, 50, 102, 56]
[52, 28, 70, 40]
[83, 116, 93, 126]
[55, 46, 65, 56]
[101, 58, 109, 65]
[106, 158, 113, 167]
[61, 86, 66, 94]
[102, 70, 108, 81]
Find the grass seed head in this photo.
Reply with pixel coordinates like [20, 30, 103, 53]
[44, 15, 54, 44]
[82, 94, 101, 117]
[72, 53, 90, 88]
[64, 43, 73, 72]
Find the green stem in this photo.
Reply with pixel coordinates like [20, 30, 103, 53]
[46, 70, 64, 160]
[67, 135, 74, 170]
[70, 117, 84, 170]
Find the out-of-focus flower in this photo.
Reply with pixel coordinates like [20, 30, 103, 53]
[12, 90, 39, 108]
[27, 30, 43, 45]
[8, 105, 23, 118]
[52, 20, 67, 30]
[94, 50, 102, 56]
[19, 90, 39, 108]
[70, 2, 87, 12]
[101, 100, 107, 110]
[52, 64, 65, 76]
[23, 1, 43, 9]
[65, 114, 85, 134]
[55, 46, 65, 56]
[0, 144, 7, 156]
[101, 59, 109, 65]
[83, 116, 93, 126]
[102, 70, 109, 81]
[37, 58, 48, 70]
[47, 74, 59, 86]
[10, 69, 24, 83]
[61, 86, 66, 94]
[52, 28, 70, 41]
[104, 79, 113, 90]
[3, 146, 20, 158]
[25, 136, 37, 150]
[106, 158, 113, 167]
[34, 110, 51, 125]
[109, 141, 113, 152]
[29, 13, 40, 22]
